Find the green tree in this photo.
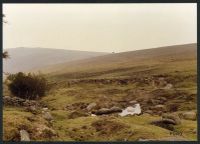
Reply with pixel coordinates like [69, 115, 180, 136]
[7, 72, 49, 100]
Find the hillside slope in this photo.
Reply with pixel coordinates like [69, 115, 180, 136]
[43, 43, 196, 80]
[3, 47, 108, 73]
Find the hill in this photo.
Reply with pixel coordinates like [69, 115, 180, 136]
[3, 47, 108, 74]
[42, 43, 196, 80]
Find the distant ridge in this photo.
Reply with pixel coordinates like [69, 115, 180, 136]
[37, 43, 197, 78]
[3, 47, 108, 73]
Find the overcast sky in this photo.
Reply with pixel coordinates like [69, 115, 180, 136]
[3, 4, 197, 52]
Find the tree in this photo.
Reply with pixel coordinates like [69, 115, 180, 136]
[7, 72, 49, 100]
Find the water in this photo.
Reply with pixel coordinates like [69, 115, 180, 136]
[119, 103, 141, 116]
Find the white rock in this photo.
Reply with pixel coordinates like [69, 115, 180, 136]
[20, 130, 30, 141]
[119, 103, 141, 117]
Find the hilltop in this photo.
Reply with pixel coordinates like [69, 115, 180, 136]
[42, 43, 196, 80]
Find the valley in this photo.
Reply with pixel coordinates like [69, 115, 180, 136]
[3, 43, 197, 141]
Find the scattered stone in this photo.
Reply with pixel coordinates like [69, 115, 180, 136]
[182, 111, 196, 121]
[20, 130, 30, 141]
[86, 102, 97, 111]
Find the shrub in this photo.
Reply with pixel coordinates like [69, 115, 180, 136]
[7, 72, 49, 100]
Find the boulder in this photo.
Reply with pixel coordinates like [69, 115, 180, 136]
[161, 118, 177, 125]
[95, 108, 110, 115]
[20, 130, 30, 141]
[86, 102, 97, 111]
[43, 112, 53, 121]
[162, 113, 181, 125]
[119, 104, 141, 116]
[182, 111, 196, 121]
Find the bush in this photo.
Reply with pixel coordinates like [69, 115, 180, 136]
[7, 72, 49, 100]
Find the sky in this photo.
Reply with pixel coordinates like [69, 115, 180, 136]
[3, 4, 197, 53]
